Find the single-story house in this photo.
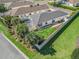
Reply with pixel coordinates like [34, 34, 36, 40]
[8, 1, 33, 9]
[0, 0, 22, 8]
[60, 0, 79, 6]
[25, 10, 68, 31]
[0, 0, 21, 4]
[10, 4, 49, 16]
[1, 1, 34, 16]
[0, 0, 33, 8]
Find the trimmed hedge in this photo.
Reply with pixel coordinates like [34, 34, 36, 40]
[57, 4, 77, 11]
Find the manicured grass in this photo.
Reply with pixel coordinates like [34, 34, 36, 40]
[1, 16, 79, 59]
[52, 16, 79, 59]
[31, 16, 79, 59]
[0, 22, 37, 59]
[35, 27, 56, 39]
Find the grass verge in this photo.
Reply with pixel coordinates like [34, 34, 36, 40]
[0, 22, 37, 59]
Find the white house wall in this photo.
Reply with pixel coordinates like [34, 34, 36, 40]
[42, 22, 46, 27]
[66, 2, 74, 6]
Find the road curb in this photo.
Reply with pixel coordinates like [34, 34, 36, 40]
[1, 33, 29, 59]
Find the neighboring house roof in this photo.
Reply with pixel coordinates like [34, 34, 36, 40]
[68, 0, 78, 4]
[0, 0, 21, 3]
[30, 10, 68, 27]
[13, 4, 49, 16]
[9, 1, 33, 8]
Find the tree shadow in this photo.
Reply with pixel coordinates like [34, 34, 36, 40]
[44, 13, 78, 47]
[36, 13, 79, 55]
[71, 48, 79, 59]
[39, 45, 56, 55]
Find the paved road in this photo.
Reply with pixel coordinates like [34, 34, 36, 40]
[0, 33, 27, 59]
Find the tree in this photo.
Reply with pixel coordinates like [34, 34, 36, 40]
[3, 16, 13, 28]
[27, 32, 44, 45]
[11, 16, 20, 26]
[16, 23, 29, 43]
[53, 0, 56, 6]
[0, 4, 8, 13]
[1, 16, 20, 28]
[10, 16, 21, 35]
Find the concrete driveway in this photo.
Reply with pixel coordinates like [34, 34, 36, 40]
[0, 33, 28, 59]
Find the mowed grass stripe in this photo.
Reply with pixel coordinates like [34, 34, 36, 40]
[53, 16, 79, 59]
[32, 16, 79, 59]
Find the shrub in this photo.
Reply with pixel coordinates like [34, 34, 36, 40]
[48, 2, 78, 11]
[0, 4, 8, 13]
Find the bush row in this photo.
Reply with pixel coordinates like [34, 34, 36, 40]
[48, 2, 79, 11]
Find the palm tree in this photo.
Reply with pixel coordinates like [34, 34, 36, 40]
[16, 23, 29, 43]
[10, 16, 21, 35]
[3, 16, 13, 28]
[27, 32, 37, 45]
[11, 16, 20, 26]
[27, 32, 44, 45]
[2, 16, 20, 28]
[0, 17, 6, 25]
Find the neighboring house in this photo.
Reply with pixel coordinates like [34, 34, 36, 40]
[11, 4, 49, 16]
[26, 10, 68, 31]
[61, 0, 79, 6]
[0, 0, 21, 4]
[67, 0, 79, 6]
[0, 0, 33, 9]
[3, 1, 34, 16]
[9, 1, 33, 9]
[0, 0, 22, 8]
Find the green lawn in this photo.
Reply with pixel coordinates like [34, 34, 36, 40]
[35, 27, 56, 39]
[31, 16, 79, 59]
[0, 16, 79, 59]
[0, 22, 37, 59]
[52, 16, 79, 59]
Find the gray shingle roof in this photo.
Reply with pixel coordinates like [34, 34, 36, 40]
[29, 10, 68, 27]
[38, 10, 68, 24]
[9, 1, 33, 8]
[13, 4, 49, 16]
[30, 13, 41, 27]
[0, 0, 21, 3]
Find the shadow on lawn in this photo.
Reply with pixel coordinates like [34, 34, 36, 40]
[39, 45, 56, 55]
[45, 13, 78, 47]
[71, 48, 79, 59]
[36, 12, 79, 55]
[37, 13, 79, 55]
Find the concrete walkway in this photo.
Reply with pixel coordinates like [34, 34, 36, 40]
[0, 33, 29, 59]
